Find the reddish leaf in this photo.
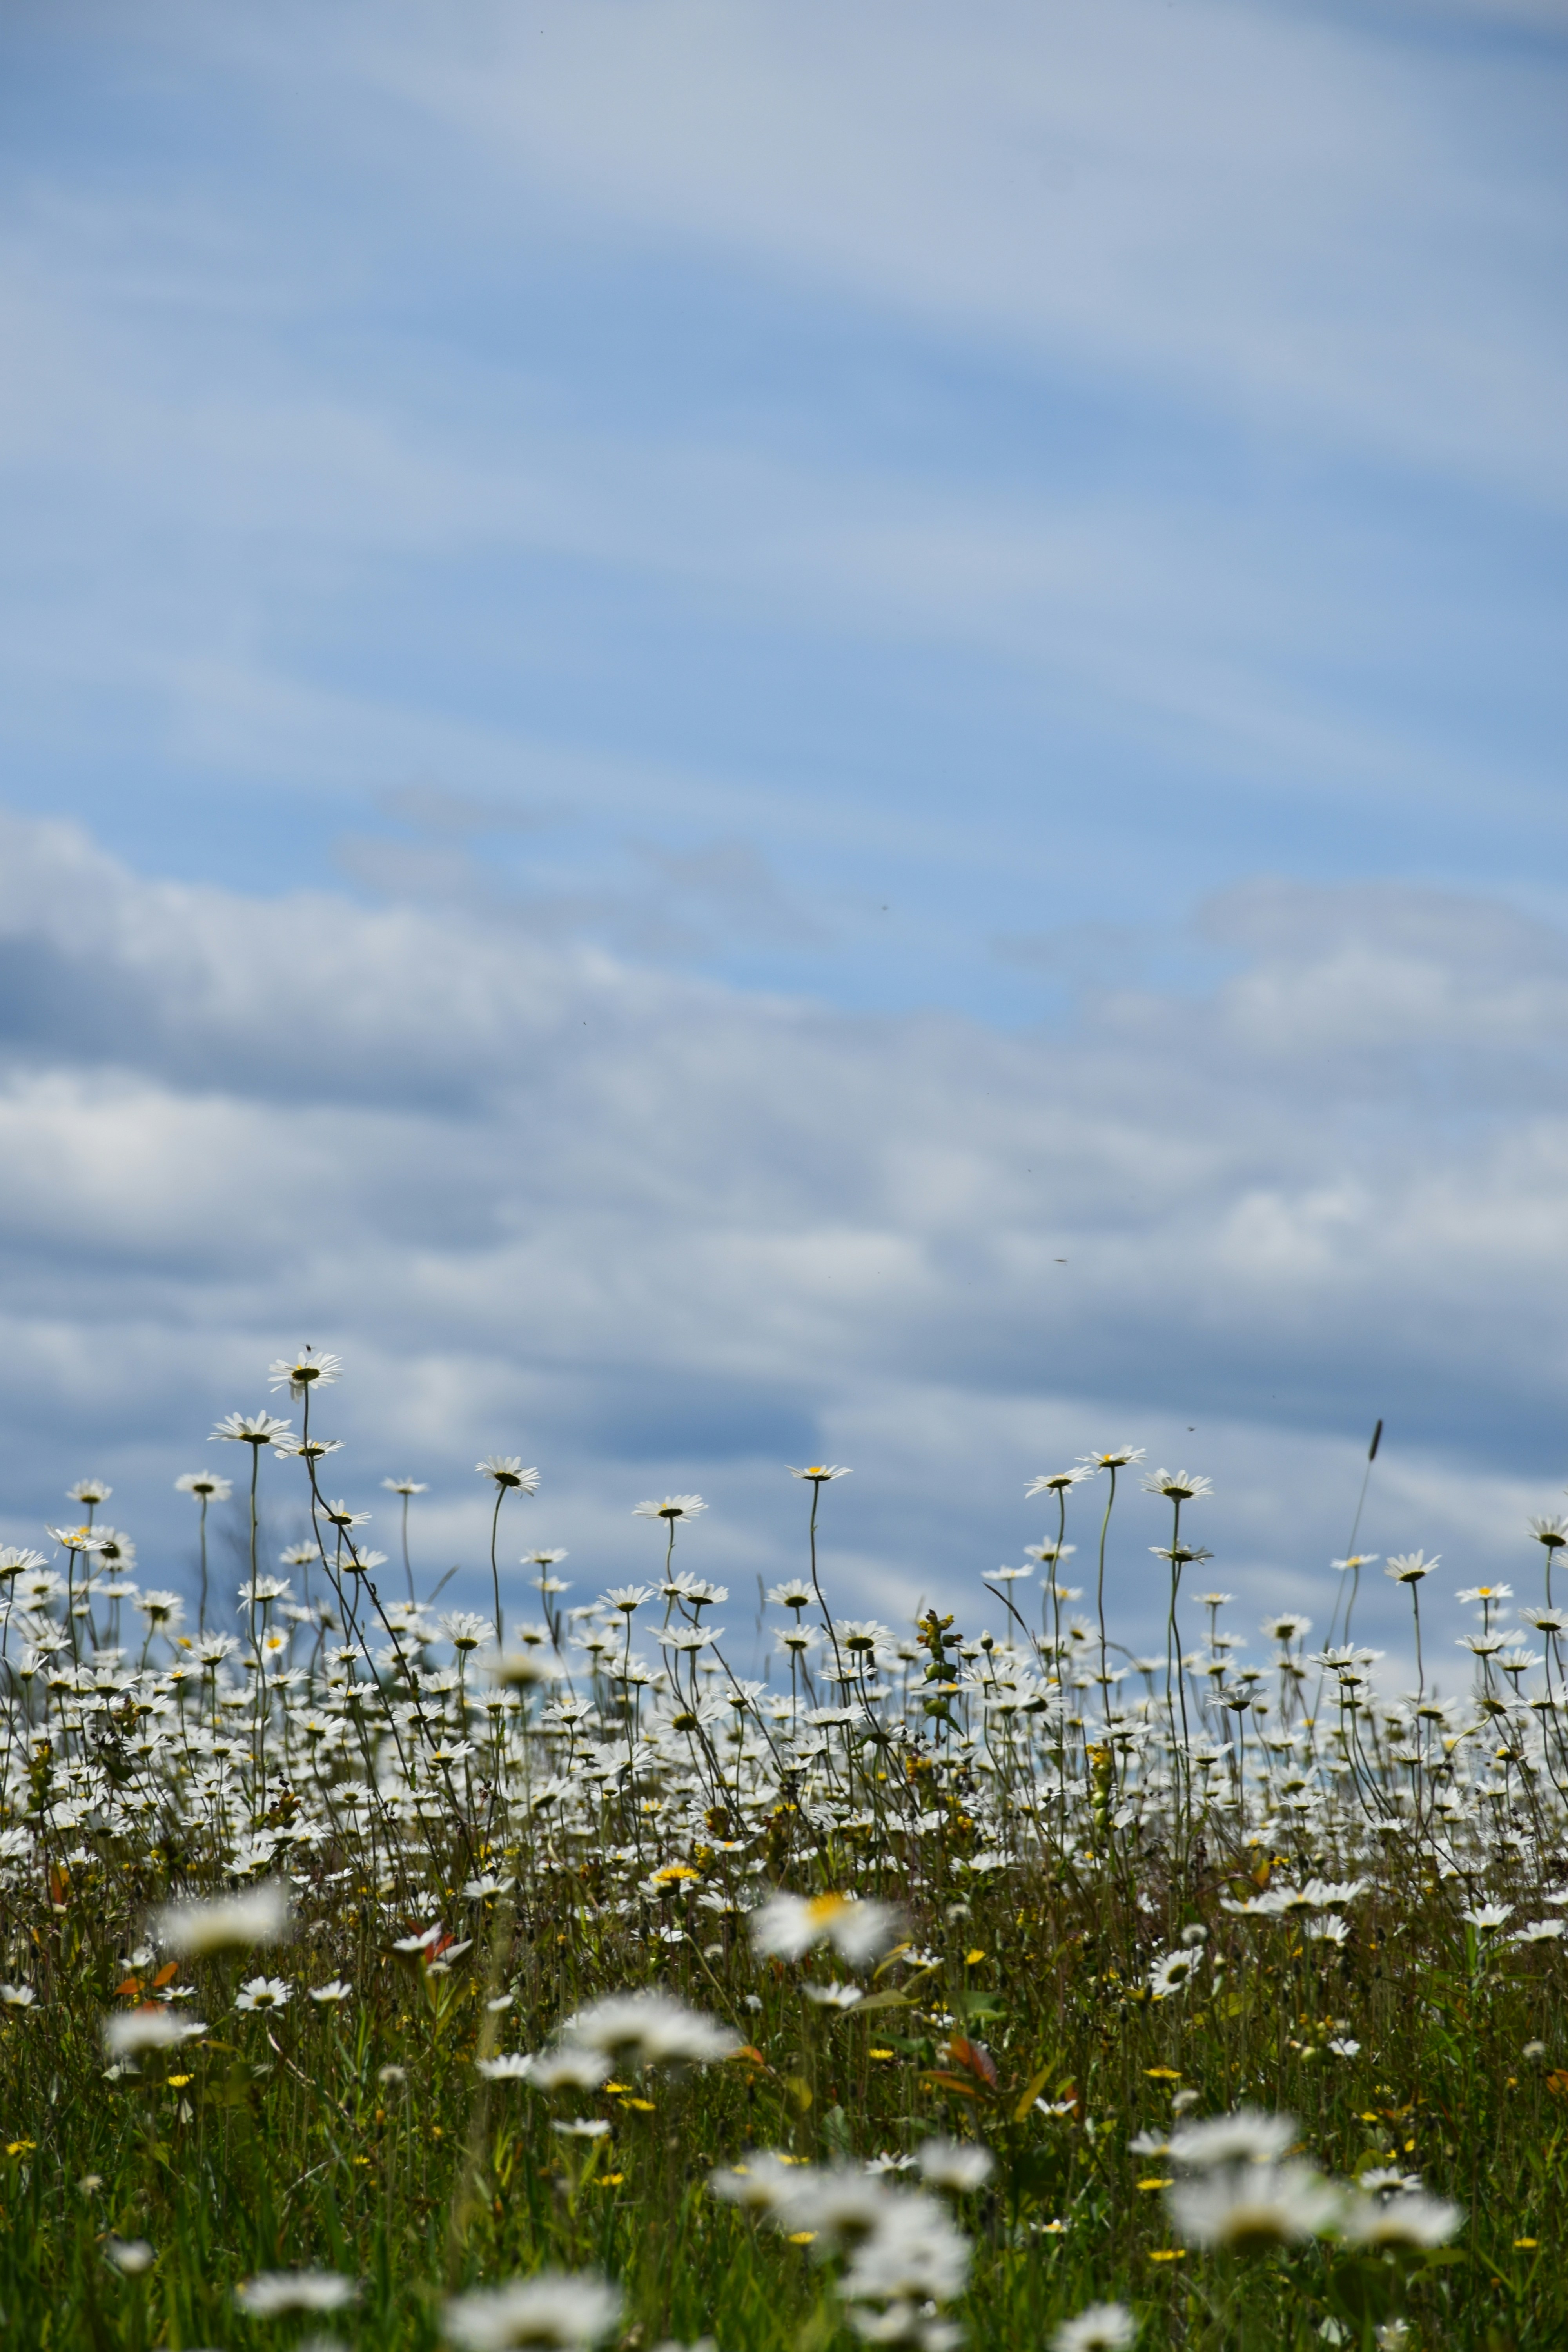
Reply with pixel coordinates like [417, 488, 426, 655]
[947, 2036, 998, 2088]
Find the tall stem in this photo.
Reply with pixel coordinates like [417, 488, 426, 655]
[1165, 1498, 1191, 1833]
[249, 1440, 263, 1814]
[1095, 1466, 1118, 1727]
[808, 1479, 844, 1685]
[489, 1492, 505, 1651]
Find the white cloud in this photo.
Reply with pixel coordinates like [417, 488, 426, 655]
[348, 0, 1568, 500]
[0, 808, 1564, 1671]
[0, 0, 1557, 938]
[0, 234, 1494, 836]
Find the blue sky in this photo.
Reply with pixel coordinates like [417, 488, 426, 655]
[0, 0, 1565, 1665]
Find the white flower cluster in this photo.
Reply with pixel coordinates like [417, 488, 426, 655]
[710, 2155, 972, 2350]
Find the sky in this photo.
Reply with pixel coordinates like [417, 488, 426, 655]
[0, 0, 1566, 1673]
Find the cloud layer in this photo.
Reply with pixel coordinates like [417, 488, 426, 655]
[1, 0, 1564, 1030]
[2, 808, 1564, 1668]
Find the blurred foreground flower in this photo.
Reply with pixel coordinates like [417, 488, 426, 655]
[752, 1891, 900, 1965]
[235, 2270, 358, 2316]
[153, 1882, 291, 1955]
[443, 2271, 622, 2351]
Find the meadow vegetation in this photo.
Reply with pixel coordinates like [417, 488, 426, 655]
[2, 1352, 1566, 2350]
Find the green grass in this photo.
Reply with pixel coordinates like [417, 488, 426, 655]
[3, 1417, 1567, 2349]
[4, 1818, 1566, 2348]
